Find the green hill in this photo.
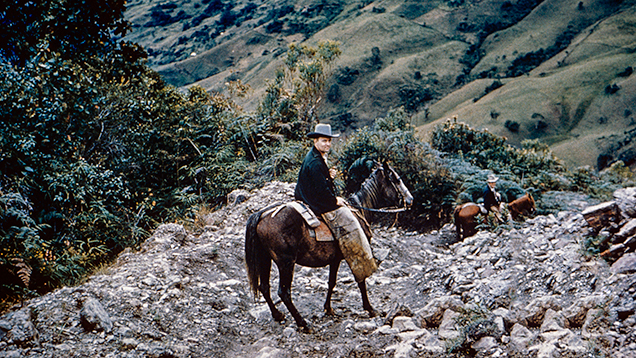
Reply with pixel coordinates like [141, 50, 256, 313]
[123, 0, 636, 169]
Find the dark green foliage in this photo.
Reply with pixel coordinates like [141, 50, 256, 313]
[484, 80, 503, 95]
[447, 304, 501, 356]
[431, 119, 566, 189]
[398, 85, 433, 113]
[605, 84, 620, 94]
[339, 108, 457, 229]
[618, 66, 633, 77]
[505, 120, 520, 132]
[582, 235, 610, 257]
[0, 0, 130, 66]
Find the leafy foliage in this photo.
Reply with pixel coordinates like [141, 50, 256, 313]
[339, 108, 457, 229]
[430, 118, 566, 192]
[0, 17, 342, 306]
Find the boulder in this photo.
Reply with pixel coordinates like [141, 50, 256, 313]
[438, 309, 460, 340]
[509, 323, 534, 351]
[523, 296, 561, 327]
[2, 308, 38, 347]
[614, 187, 636, 219]
[540, 309, 566, 332]
[611, 253, 636, 275]
[79, 298, 113, 333]
[582, 201, 621, 229]
[415, 296, 463, 328]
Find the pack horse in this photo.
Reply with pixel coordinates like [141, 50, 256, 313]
[245, 162, 413, 332]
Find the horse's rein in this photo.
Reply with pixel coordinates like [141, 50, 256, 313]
[348, 205, 409, 213]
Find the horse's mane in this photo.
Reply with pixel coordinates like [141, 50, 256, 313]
[348, 165, 383, 211]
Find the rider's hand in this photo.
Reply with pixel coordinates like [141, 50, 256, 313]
[329, 167, 338, 179]
[336, 197, 346, 206]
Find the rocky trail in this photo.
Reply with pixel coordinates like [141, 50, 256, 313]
[1, 182, 635, 358]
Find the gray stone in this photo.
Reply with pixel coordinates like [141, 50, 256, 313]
[611, 253, 636, 274]
[415, 296, 463, 328]
[529, 342, 558, 358]
[5, 308, 38, 347]
[616, 219, 636, 241]
[563, 295, 606, 328]
[255, 346, 285, 358]
[510, 323, 534, 350]
[392, 316, 418, 332]
[438, 309, 460, 340]
[523, 296, 561, 327]
[614, 187, 636, 219]
[472, 336, 498, 353]
[582, 308, 611, 338]
[142, 223, 187, 252]
[540, 309, 566, 332]
[353, 321, 377, 332]
[415, 332, 444, 354]
[80, 298, 113, 333]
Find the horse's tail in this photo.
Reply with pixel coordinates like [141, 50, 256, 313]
[245, 209, 266, 299]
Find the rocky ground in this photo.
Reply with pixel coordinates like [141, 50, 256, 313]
[1, 181, 636, 358]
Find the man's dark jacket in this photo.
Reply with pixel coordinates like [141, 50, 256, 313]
[295, 146, 339, 215]
[483, 186, 501, 211]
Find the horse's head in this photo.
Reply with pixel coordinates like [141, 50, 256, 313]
[378, 161, 413, 210]
[347, 159, 413, 213]
[526, 193, 536, 214]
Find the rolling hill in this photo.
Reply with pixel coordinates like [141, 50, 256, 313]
[123, 0, 636, 169]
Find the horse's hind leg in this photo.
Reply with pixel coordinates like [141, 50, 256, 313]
[324, 261, 340, 315]
[357, 280, 376, 317]
[277, 261, 310, 332]
[259, 256, 284, 322]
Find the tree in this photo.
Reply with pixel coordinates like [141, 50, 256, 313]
[0, 0, 131, 66]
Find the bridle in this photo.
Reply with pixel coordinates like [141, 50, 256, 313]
[348, 167, 410, 213]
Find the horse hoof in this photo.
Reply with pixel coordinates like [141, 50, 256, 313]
[367, 309, 377, 318]
[272, 311, 285, 322]
[301, 325, 313, 334]
[324, 308, 335, 316]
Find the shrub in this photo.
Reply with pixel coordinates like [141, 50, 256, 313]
[505, 120, 520, 132]
[339, 108, 457, 229]
[430, 118, 567, 192]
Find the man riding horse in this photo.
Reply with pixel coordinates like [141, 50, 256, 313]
[295, 123, 378, 282]
[483, 174, 504, 223]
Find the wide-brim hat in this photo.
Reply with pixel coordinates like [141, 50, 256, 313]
[487, 174, 499, 183]
[307, 123, 339, 138]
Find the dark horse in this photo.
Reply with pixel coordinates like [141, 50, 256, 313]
[245, 162, 413, 331]
[454, 192, 536, 240]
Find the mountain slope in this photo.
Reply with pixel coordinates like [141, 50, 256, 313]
[416, 3, 636, 168]
[123, 0, 636, 169]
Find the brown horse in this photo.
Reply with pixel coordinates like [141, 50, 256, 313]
[508, 192, 535, 220]
[453, 202, 483, 241]
[245, 162, 413, 331]
[454, 192, 536, 240]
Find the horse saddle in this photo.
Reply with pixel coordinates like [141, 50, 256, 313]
[266, 201, 335, 242]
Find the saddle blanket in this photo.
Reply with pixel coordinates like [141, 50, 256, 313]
[264, 201, 335, 242]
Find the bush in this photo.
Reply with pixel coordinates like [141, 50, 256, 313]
[504, 120, 520, 132]
[339, 108, 457, 229]
[430, 118, 567, 192]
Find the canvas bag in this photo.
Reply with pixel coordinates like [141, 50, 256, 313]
[322, 207, 377, 282]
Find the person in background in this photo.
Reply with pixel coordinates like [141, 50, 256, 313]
[483, 174, 503, 223]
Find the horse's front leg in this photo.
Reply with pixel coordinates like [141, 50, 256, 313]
[277, 260, 311, 332]
[324, 261, 340, 316]
[357, 279, 376, 317]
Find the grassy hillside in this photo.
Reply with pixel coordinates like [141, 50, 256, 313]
[416, 2, 636, 168]
[123, 0, 636, 169]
